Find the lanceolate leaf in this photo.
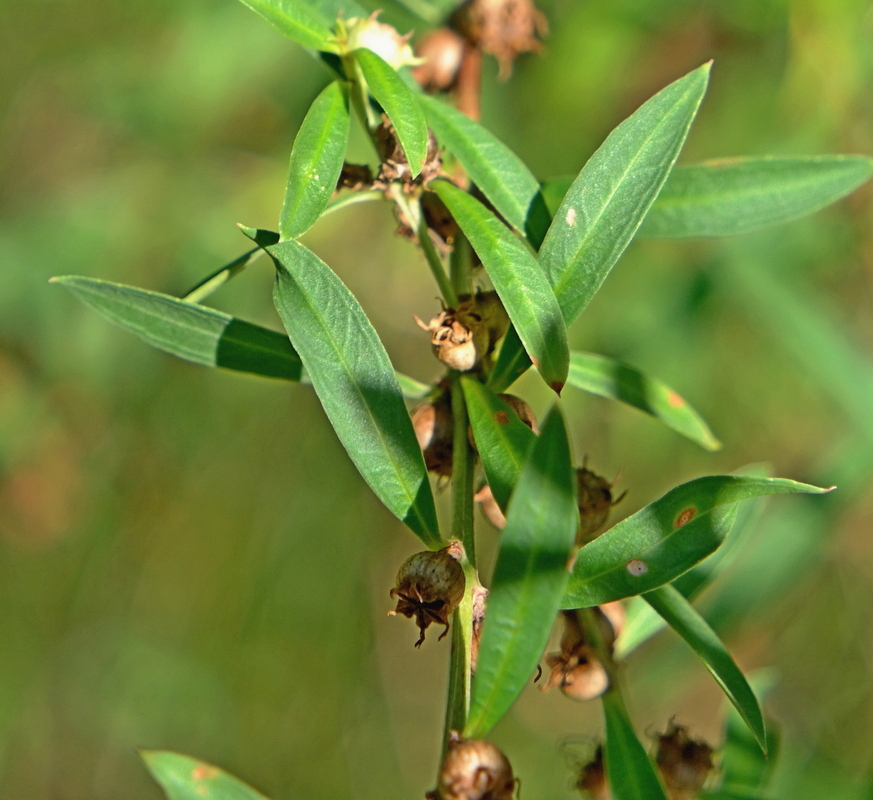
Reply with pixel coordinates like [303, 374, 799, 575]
[567, 351, 720, 450]
[355, 48, 428, 177]
[461, 377, 536, 511]
[237, 0, 337, 52]
[266, 238, 440, 546]
[562, 476, 830, 608]
[465, 407, 578, 738]
[52, 276, 303, 381]
[280, 81, 350, 240]
[141, 751, 268, 800]
[433, 181, 569, 393]
[540, 62, 711, 326]
[419, 95, 551, 247]
[602, 691, 670, 800]
[643, 585, 767, 752]
[640, 156, 873, 238]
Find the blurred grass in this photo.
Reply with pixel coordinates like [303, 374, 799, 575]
[1, 0, 873, 797]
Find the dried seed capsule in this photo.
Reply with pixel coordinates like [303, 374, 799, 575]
[469, 580, 488, 674]
[474, 483, 506, 529]
[412, 28, 467, 92]
[427, 733, 516, 800]
[498, 394, 538, 434]
[654, 723, 715, 800]
[412, 398, 454, 477]
[415, 306, 489, 372]
[450, 0, 547, 79]
[374, 118, 442, 188]
[576, 467, 625, 546]
[389, 545, 465, 647]
[575, 745, 609, 800]
[541, 611, 609, 701]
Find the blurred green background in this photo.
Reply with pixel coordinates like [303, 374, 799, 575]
[2, 0, 872, 797]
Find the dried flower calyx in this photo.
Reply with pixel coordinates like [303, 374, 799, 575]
[427, 732, 516, 800]
[451, 0, 547, 79]
[542, 611, 609, 701]
[389, 544, 465, 647]
[576, 466, 625, 547]
[654, 722, 715, 800]
[415, 291, 509, 373]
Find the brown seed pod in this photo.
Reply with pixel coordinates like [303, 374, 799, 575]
[471, 291, 510, 349]
[389, 545, 466, 647]
[576, 467, 625, 547]
[427, 733, 516, 800]
[499, 394, 538, 434]
[415, 306, 489, 372]
[575, 745, 609, 800]
[412, 398, 454, 477]
[412, 28, 467, 92]
[450, 0, 547, 79]
[469, 580, 488, 674]
[421, 190, 461, 253]
[542, 611, 609, 701]
[474, 483, 506, 529]
[654, 723, 715, 800]
[374, 117, 442, 189]
[335, 162, 374, 192]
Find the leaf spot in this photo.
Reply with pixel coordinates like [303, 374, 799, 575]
[675, 508, 696, 528]
[494, 411, 509, 425]
[565, 207, 577, 227]
[667, 390, 685, 408]
[192, 765, 218, 781]
[626, 559, 647, 576]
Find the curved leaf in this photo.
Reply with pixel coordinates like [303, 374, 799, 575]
[562, 475, 830, 608]
[52, 276, 303, 381]
[433, 181, 569, 392]
[643, 585, 766, 752]
[419, 95, 550, 247]
[567, 351, 720, 450]
[280, 81, 350, 240]
[461, 377, 536, 511]
[355, 48, 428, 177]
[141, 751, 268, 800]
[237, 0, 337, 51]
[540, 62, 711, 326]
[265, 237, 440, 546]
[465, 406, 578, 738]
[640, 156, 873, 238]
[602, 691, 670, 800]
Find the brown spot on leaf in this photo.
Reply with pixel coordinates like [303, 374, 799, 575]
[494, 410, 509, 425]
[667, 390, 685, 408]
[191, 765, 218, 781]
[675, 508, 696, 528]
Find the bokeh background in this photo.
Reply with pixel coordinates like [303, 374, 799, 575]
[2, 0, 873, 797]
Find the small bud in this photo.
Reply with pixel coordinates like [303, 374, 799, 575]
[428, 733, 516, 800]
[412, 28, 467, 92]
[542, 611, 609, 701]
[344, 12, 423, 71]
[412, 398, 454, 477]
[576, 467, 624, 547]
[389, 545, 466, 647]
[654, 723, 715, 800]
[450, 0, 547, 79]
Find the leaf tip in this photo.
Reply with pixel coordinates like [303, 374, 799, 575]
[551, 381, 565, 396]
[237, 223, 258, 240]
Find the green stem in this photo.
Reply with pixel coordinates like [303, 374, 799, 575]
[322, 189, 383, 217]
[449, 233, 473, 298]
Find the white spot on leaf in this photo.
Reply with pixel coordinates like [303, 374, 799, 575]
[565, 207, 577, 227]
[626, 559, 647, 576]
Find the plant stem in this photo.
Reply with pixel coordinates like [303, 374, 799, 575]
[418, 212, 459, 308]
[449, 234, 473, 298]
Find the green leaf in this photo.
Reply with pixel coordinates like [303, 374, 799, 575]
[280, 81, 350, 240]
[265, 238, 440, 546]
[465, 406, 578, 738]
[567, 350, 720, 450]
[643, 585, 766, 752]
[355, 48, 428, 177]
[51, 276, 303, 381]
[419, 95, 551, 247]
[461, 377, 536, 511]
[141, 751, 269, 800]
[237, 0, 337, 51]
[640, 156, 873, 238]
[602, 692, 670, 800]
[433, 181, 570, 392]
[540, 62, 711, 326]
[562, 475, 830, 608]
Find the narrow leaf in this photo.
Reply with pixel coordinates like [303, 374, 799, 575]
[540, 62, 711, 326]
[461, 377, 536, 511]
[355, 48, 428, 177]
[419, 95, 551, 247]
[266, 238, 440, 546]
[141, 751, 268, 800]
[643, 585, 766, 752]
[602, 691, 670, 800]
[237, 0, 337, 51]
[567, 351, 720, 450]
[52, 276, 303, 381]
[562, 475, 830, 608]
[465, 406, 578, 738]
[280, 81, 350, 240]
[640, 156, 873, 238]
[433, 181, 569, 393]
